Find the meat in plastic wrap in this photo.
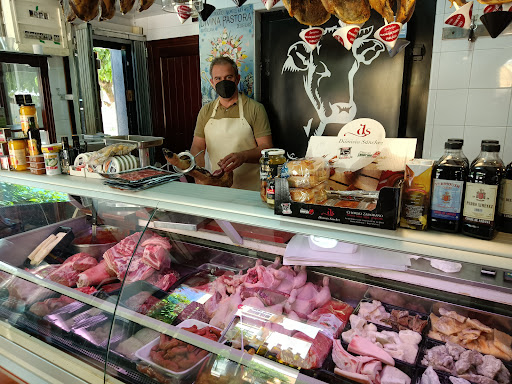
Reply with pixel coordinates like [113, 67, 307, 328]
[289, 181, 327, 204]
[284, 158, 330, 188]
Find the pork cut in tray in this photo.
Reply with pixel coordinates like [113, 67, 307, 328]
[320, 0, 371, 24]
[282, 0, 332, 26]
[69, 0, 100, 22]
[163, 148, 233, 188]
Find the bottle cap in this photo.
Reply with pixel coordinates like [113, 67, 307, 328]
[445, 141, 463, 149]
[482, 139, 499, 144]
[481, 142, 500, 152]
[447, 138, 463, 144]
[268, 149, 285, 156]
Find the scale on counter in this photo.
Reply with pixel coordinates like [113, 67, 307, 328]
[104, 135, 164, 167]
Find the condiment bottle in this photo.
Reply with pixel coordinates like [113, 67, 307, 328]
[27, 117, 41, 156]
[8, 138, 28, 171]
[446, 138, 469, 168]
[260, 149, 270, 203]
[462, 141, 504, 240]
[60, 136, 71, 174]
[498, 161, 512, 233]
[430, 140, 468, 233]
[266, 149, 286, 208]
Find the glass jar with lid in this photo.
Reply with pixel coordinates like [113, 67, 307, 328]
[265, 149, 286, 208]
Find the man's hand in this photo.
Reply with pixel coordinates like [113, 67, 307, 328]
[218, 152, 248, 173]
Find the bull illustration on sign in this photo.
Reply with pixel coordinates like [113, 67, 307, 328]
[282, 25, 385, 137]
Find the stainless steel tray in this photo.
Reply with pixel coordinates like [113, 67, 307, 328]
[104, 135, 164, 149]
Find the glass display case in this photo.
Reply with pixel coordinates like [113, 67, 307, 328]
[1, 174, 512, 384]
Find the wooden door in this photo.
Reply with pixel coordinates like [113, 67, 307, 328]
[148, 36, 202, 164]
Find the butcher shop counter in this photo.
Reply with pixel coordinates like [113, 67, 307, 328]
[0, 178, 512, 384]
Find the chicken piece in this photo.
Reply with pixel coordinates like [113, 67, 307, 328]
[350, 314, 367, 330]
[396, 0, 416, 24]
[335, 368, 373, 384]
[332, 339, 359, 372]
[493, 329, 512, 360]
[461, 328, 482, 344]
[421, 345, 454, 373]
[466, 318, 493, 334]
[380, 365, 411, 384]
[411, 315, 428, 333]
[348, 335, 395, 366]
[99, 0, 115, 21]
[431, 313, 466, 336]
[360, 359, 382, 383]
[384, 344, 405, 361]
[320, 0, 371, 24]
[439, 308, 467, 324]
[495, 365, 511, 384]
[163, 148, 233, 188]
[70, 0, 100, 21]
[421, 367, 441, 384]
[459, 374, 498, 384]
[455, 350, 484, 375]
[209, 287, 242, 329]
[446, 342, 466, 360]
[369, 0, 395, 23]
[400, 343, 419, 364]
[139, 0, 155, 12]
[120, 0, 136, 14]
[282, 0, 331, 26]
[477, 355, 503, 379]
[398, 330, 422, 345]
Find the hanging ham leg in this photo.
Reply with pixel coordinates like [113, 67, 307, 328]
[120, 0, 136, 14]
[139, 0, 155, 12]
[396, 0, 416, 24]
[369, 0, 395, 23]
[282, 0, 331, 26]
[320, 0, 371, 25]
[99, 0, 116, 21]
[69, 0, 100, 22]
[163, 148, 233, 188]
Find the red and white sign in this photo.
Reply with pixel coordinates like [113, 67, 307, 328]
[484, 4, 502, 13]
[444, 1, 473, 29]
[175, 4, 192, 24]
[333, 25, 360, 50]
[504, 2, 512, 12]
[374, 22, 402, 49]
[299, 27, 324, 51]
[261, 0, 279, 11]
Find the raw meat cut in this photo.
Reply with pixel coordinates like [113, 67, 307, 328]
[348, 335, 395, 366]
[209, 287, 242, 329]
[288, 330, 333, 369]
[141, 235, 172, 250]
[142, 245, 170, 270]
[77, 260, 115, 288]
[146, 271, 178, 291]
[334, 368, 373, 384]
[29, 286, 97, 317]
[380, 365, 411, 384]
[333, 339, 360, 372]
[308, 299, 353, 338]
[47, 252, 98, 287]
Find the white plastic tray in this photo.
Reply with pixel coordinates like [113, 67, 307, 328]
[134, 319, 218, 379]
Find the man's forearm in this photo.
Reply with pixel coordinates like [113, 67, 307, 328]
[240, 144, 272, 164]
[190, 144, 206, 167]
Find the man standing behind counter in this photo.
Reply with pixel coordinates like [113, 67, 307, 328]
[191, 56, 273, 191]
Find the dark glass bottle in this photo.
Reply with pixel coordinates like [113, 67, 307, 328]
[498, 162, 512, 233]
[72, 135, 82, 155]
[462, 142, 504, 240]
[430, 141, 468, 233]
[60, 136, 70, 174]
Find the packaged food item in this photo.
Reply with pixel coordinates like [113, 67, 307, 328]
[430, 139, 468, 233]
[8, 138, 28, 171]
[42, 144, 62, 176]
[0, 155, 10, 170]
[30, 167, 46, 175]
[0, 142, 8, 156]
[284, 158, 329, 188]
[400, 159, 434, 230]
[463, 141, 504, 240]
[328, 168, 355, 190]
[265, 149, 287, 207]
[28, 154, 44, 163]
[28, 161, 45, 169]
[290, 181, 327, 203]
[0, 128, 11, 142]
[498, 161, 512, 233]
[260, 149, 271, 202]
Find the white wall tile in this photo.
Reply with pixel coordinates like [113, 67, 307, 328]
[470, 49, 512, 89]
[431, 125, 466, 159]
[463, 126, 507, 161]
[434, 89, 468, 126]
[466, 88, 511, 126]
[438, 51, 472, 89]
[503, 127, 512, 165]
[426, 90, 437, 126]
[433, 14, 444, 53]
[423, 124, 434, 159]
[474, 34, 512, 50]
[430, 52, 440, 90]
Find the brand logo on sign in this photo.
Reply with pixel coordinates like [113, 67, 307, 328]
[376, 23, 401, 42]
[446, 14, 466, 27]
[304, 29, 322, 45]
[300, 208, 314, 215]
[344, 123, 371, 138]
[476, 189, 486, 201]
[484, 4, 501, 13]
[321, 208, 335, 217]
[442, 191, 451, 202]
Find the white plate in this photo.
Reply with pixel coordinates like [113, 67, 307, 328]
[134, 319, 219, 378]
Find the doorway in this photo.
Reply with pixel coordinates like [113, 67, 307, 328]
[147, 36, 202, 164]
[93, 40, 137, 136]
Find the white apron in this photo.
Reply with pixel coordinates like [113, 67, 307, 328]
[204, 95, 260, 191]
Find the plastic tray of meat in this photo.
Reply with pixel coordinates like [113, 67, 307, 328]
[354, 298, 429, 335]
[100, 166, 176, 184]
[340, 318, 424, 367]
[418, 337, 512, 384]
[118, 281, 169, 315]
[72, 315, 131, 350]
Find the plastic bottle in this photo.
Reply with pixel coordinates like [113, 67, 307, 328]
[430, 140, 468, 233]
[462, 142, 504, 240]
[498, 161, 512, 233]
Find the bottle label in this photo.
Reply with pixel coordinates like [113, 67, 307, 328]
[499, 179, 512, 216]
[463, 182, 498, 222]
[431, 179, 464, 220]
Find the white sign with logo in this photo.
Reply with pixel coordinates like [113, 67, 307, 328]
[306, 118, 385, 171]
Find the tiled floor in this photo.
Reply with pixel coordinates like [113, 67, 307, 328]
[0, 366, 27, 384]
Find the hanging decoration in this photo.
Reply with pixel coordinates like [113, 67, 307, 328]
[333, 21, 361, 51]
[199, 0, 216, 21]
[444, 1, 473, 29]
[262, 0, 280, 11]
[175, 4, 193, 23]
[299, 27, 324, 51]
[479, 2, 512, 38]
[162, 0, 203, 19]
[374, 21, 402, 49]
[232, 0, 248, 7]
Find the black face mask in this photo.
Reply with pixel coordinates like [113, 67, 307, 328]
[215, 80, 237, 99]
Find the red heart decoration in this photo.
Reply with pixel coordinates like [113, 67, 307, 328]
[445, 14, 466, 27]
[347, 27, 359, 44]
[304, 28, 323, 45]
[378, 23, 401, 42]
